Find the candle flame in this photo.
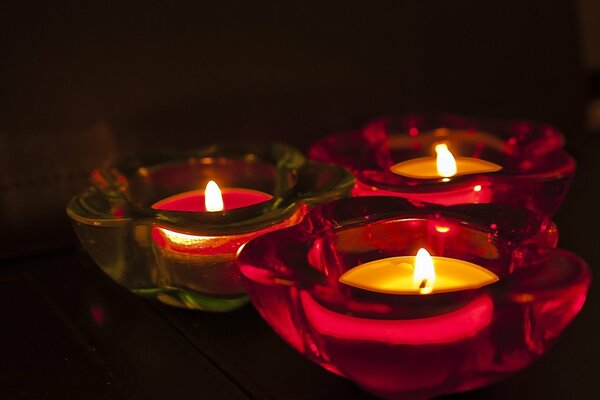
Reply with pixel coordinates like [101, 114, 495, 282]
[414, 248, 436, 294]
[435, 143, 457, 178]
[205, 180, 224, 212]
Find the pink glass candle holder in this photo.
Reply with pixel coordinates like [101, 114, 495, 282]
[237, 196, 590, 399]
[309, 114, 576, 216]
[67, 142, 354, 311]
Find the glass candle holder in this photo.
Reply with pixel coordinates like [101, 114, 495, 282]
[309, 114, 576, 216]
[67, 142, 354, 311]
[237, 196, 590, 399]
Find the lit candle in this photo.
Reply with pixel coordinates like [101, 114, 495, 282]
[310, 115, 577, 215]
[339, 248, 499, 295]
[152, 180, 272, 212]
[149, 180, 284, 309]
[302, 247, 499, 393]
[67, 143, 354, 312]
[390, 142, 502, 180]
[237, 195, 589, 398]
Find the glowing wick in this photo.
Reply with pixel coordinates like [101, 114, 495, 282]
[435, 143, 457, 178]
[205, 180, 224, 212]
[414, 248, 435, 294]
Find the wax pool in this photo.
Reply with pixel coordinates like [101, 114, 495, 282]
[152, 187, 272, 212]
[388, 143, 501, 180]
[339, 252, 499, 295]
[67, 142, 355, 312]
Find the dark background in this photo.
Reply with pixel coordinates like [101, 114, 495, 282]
[1, 1, 599, 399]
[0, 1, 585, 148]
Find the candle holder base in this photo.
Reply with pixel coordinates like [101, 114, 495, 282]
[309, 113, 576, 216]
[67, 142, 354, 311]
[238, 197, 590, 398]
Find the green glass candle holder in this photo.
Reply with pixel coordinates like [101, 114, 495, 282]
[67, 142, 354, 311]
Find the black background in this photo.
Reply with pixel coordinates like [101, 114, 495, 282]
[0, 1, 584, 147]
[1, 1, 599, 399]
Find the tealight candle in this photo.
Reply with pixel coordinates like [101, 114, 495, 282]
[152, 180, 272, 212]
[304, 249, 498, 347]
[150, 180, 289, 309]
[309, 114, 577, 216]
[238, 197, 590, 399]
[390, 143, 502, 179]
[339, 248, 499, 295]
[67, 143, 354, 311]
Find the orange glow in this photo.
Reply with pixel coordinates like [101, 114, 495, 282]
[435, 225, 450, 233]
[414, 248, 435, 294]
[205, 180, 224, 212]
[435, 143, 457, 178]
[155, 227, 218, 246]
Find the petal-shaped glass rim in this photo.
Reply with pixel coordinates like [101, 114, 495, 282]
[309, 113, 576, 190]
[238, 196, 556, 291]
[67, 142, 354, 235]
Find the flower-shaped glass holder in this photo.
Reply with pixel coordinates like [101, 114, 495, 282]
[238, 196, 589, 399]
[67, 142, 354, 311]
[309, 114, 576, 216]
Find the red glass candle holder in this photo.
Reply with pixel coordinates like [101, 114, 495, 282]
[237, 196, 590, 399]
[309, 114, 576, 216]
[67, 142, 354, 311]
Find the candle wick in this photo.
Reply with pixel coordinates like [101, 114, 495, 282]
[419, 279, 428, 289]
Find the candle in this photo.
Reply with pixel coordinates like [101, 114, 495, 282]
[354, 140, 499, 202]
[67, 143, 354, 312]
[339, 248, 499, 295]
[237, 196, 590, 398]
[150, 180, 286, 308]
[152, 180, 272, 212]
[308, 114, 576, 216]
[390, 142, 502, 179]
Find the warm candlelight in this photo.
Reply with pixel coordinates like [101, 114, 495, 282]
[237, 195, 590, 399]
[149, 180, 275, 303]
[390, 142, 502, 179]
[68, 143, 353, 312]
[152, 180, 272, 212]
[150, 179, 274, 258]
[204, 180, 224, 211]
[413, 248, 435, 294]
[435, 143, 457, 177]
[339, 248, 498, 295]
